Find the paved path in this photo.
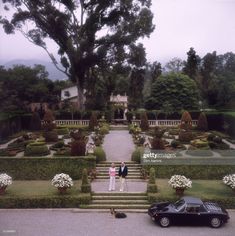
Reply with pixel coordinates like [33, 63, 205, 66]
[103, 130, 135, 161]
[0, 210, 234, 236]
[91, 180, 147, 192]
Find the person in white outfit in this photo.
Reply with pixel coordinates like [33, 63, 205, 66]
[109, 163, 116, 191]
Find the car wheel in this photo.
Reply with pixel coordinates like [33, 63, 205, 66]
[159, 216, 171, 227]
[210, 217, 222, 228]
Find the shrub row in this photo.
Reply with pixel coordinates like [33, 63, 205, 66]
[0, 156, 96, 180]
[147, 193, 235, 208]
[143, 165, 235, 180]
[0, 194, 91, 209]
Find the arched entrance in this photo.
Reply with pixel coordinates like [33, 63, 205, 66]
[114, 107, 124, 120]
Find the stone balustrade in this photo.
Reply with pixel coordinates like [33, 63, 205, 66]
[42, 119, 198, 127]
[42, 120, 90, 126]
[132, 120, 198, 127]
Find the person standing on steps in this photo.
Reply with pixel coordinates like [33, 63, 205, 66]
[109, 163, 116, 191]
[118, 162, 128, 191]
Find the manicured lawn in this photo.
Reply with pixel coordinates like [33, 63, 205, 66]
[3, 180, 82, 197]
[155, 179, 234, 199]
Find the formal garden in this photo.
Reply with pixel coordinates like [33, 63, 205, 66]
[0, 0, 235, 212]
[0, 107, 235, 209]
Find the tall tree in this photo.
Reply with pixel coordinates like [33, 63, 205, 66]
[1, 0, 154, 110]
[145, 73, 199, 110]
[150, 61, 162, 82]
[128, 43, 147, 109]
[183, 47, 200, 80]
[164, 57, 184, 73]
[199, 51, 218, 106]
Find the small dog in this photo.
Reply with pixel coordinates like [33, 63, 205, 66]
[110, 208, 127, 218]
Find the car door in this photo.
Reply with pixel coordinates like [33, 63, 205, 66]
[181, 204, 201, 225]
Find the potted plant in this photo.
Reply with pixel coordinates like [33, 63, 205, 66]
[51, 173, 73, 194]
[223, 174, 235, 192]
[168, 175, 192, 195]
[0, 173, 12, 195]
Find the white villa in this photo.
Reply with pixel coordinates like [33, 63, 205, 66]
[61, 86, 128, 115]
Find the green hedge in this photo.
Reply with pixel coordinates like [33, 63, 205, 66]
[143, 165, 235, 180]
[147, 193, 235, 209]
[0, 156, 96, 180]
[0, 194, 91, 208]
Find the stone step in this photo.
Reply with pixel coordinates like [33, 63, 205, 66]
[91, 200, 149, 204]
[95, 176, 142, 179]
[96, 164, 141, 168]
[91, 179, 146, 182]
[80, 204, 150, 209]
[96, 172, 141, 176]
[96, 167, 141, 170]
[92, 192, 147, 196]
[92, 195, 148, 200]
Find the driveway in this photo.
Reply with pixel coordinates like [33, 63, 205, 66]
[0, 209, 234, 236]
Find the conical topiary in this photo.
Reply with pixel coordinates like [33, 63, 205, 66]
[89, 112, 98, 131]
[81, 168, 91, 193]
[147, 167, 158, 193]
[30, 111, 42, 131]
[180, 111, 192, 130]
[197, 112, 208, 131]
[140, 112, 149, 131]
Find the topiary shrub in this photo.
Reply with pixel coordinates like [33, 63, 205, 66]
[24, 142, 50, 156]
[43, 130, 58, 142]
[42, 109, 56, 131]
[169, 129, 180, 135]
[179, 130, 194, 143]
[131, 147, 144, 163]
[147, 167, 158, 193]
[56, 127, 69, 135]
[207, 133, 215, 141]
[89, 112, 98, 131]
[197, 112, 208, 131]
[151, 137, 165, 150]
[171, 140, 180, 148]
[153, 127, 165, 138]
[29, 111, 42, 131]
[81, 168, 91, 193]
[93, 147, 106, 162]
[99, 126, 109, 135]
[71, 140, 86, 156]
[213, 136, 222, 143]
[140, 112, 149, 131]
[180, 111, 192, 130]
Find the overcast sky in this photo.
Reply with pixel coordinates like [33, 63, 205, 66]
[0, 0, 235, 65]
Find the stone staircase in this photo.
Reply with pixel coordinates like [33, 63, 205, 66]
[95, 161, 142, 180]
[81, 192, 149, 209]
[81, 161, 150, 210]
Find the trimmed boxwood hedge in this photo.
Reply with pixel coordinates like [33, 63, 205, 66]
[0, 156, 96, 180]
[143, 165, 235, 180]
[0, 194, 91, 208]
[147, 193, 235, 209]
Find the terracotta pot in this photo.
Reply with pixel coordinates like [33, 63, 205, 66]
[58, 187, 68, 194]
[0, 186, 7, 195]
[175, 187, 185, 195]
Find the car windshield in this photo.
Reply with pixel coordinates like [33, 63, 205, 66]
[174, 199, 185, 211]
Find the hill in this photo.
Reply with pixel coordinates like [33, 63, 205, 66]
[2, 59, 67, 81]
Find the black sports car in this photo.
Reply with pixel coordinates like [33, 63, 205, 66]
[148, 196, 229, 228]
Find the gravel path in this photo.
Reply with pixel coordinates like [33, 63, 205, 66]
[0, 210, 234, 236]
[103, 130, 135, 161]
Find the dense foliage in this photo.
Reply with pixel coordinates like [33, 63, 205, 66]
[145, 73, 199, 110]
